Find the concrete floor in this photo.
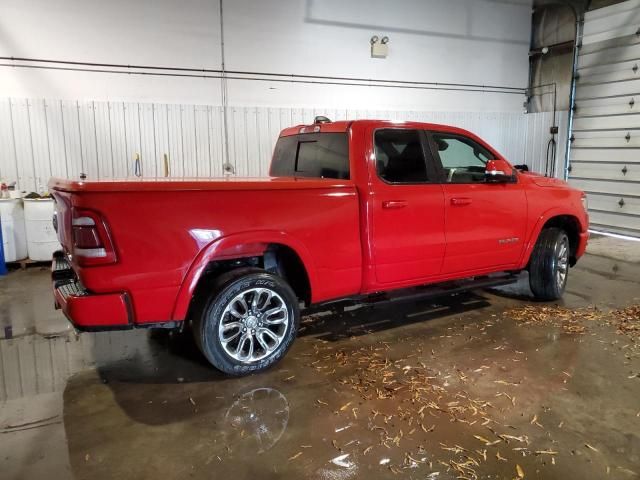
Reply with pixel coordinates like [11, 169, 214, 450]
[1, 236, 639, 480]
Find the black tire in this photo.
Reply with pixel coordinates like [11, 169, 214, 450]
[193, 268, 300, 376]
[528, 227, 570, 301]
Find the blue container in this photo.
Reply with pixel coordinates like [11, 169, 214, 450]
[0, 216, 6, 275]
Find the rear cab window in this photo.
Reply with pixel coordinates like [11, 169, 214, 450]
[270, 133, 349, 179]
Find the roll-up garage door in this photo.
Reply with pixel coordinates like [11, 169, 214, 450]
[569, 0, 640, 237]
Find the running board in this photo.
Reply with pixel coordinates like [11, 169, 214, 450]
[309, 273, 519, 312]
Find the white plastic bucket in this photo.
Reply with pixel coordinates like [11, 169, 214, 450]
[0, 199, 28, 262]
[23, 198, 61, 261]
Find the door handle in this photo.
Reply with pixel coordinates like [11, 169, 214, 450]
[451, 197, 472, 206]
[382, 200, 408, 209]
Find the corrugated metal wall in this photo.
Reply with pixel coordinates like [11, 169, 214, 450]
[568, 0, 640, 237]
[0, 98, 568, 191]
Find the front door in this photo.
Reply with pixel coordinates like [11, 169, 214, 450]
[370, 128, 446, 285]
[428, 132, 527, 274]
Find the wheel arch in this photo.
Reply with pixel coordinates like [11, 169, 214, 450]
[171, 231, 317, 321]
[521, 211, 585, 268]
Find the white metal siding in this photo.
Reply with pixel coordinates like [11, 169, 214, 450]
[0, 98, 566, 192]
[569, 0, 640, 236]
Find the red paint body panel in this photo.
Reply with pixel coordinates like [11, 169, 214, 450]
[48, 120, 589, 330]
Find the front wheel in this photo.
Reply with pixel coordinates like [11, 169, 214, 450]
[528, 227, 570, 301]
[193, 268, 300, 376]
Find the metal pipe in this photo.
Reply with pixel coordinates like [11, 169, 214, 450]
[563, 14, 583, 181]
[219, 0, 231, 171]
[0, 216, 7, 276]
[0, 63, 525, 95]
[0, 56, 525, 93]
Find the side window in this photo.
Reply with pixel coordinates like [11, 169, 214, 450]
[432, 134, 494, 183]
[375, 129, 430, 183]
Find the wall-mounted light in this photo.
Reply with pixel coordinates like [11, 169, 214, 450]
[370, 35, 389, 59]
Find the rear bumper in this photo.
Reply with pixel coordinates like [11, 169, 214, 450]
[52, 251, 132, 331]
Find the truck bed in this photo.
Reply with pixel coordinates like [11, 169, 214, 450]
[49, 176, 362, 326]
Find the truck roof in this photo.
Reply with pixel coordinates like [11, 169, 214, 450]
[279, 119, 479, 138]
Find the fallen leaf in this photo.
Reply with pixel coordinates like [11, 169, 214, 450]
[516, 464, 525, 478]
[288, 452, 303, 461]
[473, 435, 492, 444]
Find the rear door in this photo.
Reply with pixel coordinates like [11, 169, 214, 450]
[369, 128, 446, 285]
[427, 132, 527, 274]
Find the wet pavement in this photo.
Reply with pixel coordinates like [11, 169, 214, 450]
[1, 238, 639, 480]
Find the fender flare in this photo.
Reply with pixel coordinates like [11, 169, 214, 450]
[171, 230, 318, 321]
[518, 207, 586, 269]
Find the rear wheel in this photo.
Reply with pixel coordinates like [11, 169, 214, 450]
[193, 268, 300, 376]
[529, 227, 570, 301]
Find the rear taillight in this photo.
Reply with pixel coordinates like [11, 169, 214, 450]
[71, 208, 116, 266]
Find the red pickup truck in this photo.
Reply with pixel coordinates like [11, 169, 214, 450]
[49, 118, 589, 375]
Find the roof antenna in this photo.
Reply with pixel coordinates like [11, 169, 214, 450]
[314, 116, 331, 124]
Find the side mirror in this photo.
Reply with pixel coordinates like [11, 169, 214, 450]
[485, 159, 515, 183]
